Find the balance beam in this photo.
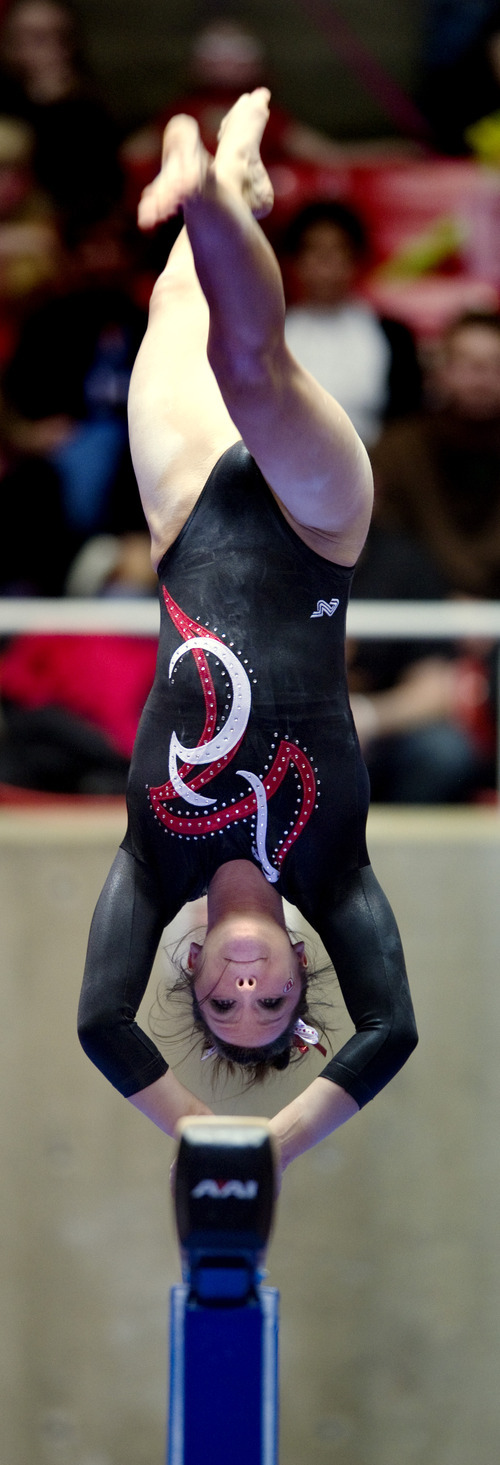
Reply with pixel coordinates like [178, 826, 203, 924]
[167, 1116, 279, 1465]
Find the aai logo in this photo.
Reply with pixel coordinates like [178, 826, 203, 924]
[191, 1179, 259, 1200]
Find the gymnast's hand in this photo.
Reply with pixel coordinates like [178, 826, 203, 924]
[169, 1119, 283, 1197]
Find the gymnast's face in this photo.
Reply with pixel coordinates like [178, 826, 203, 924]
[188, 921, 307, 1048]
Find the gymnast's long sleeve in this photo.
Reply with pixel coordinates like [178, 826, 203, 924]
[311, 865, 418, 1107]
[78, 847, 171, 1097]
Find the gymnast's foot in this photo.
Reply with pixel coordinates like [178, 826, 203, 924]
[215, 87, 274, 218]
[138, 88, 273, 230]
[137, 112, 209, 229]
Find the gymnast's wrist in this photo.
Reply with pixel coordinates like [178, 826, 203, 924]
[268, 1101, 305, 1170]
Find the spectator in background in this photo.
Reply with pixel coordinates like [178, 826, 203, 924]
[0, 208, 147, 574]
[0, 113, 67, 597]
[0, 532, 158, 795]
[0, 449, 72, 595]
[0, 111, 59, 361]
[358, 309, 500, 801]
[0, 0, 122, 229]
[282, 200, 422, 448]
[348, 519, 495, 802]
[372, 311, 500, 597]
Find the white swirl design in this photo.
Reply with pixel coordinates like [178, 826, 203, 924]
[237, 768, 279, 883]
[168, 635, 252, 808]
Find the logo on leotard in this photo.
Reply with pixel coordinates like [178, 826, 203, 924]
[147, 588, 317, 883]
[310, 598, 339, 618]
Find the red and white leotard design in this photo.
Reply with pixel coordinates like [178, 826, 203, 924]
[148, 589, 316, 883]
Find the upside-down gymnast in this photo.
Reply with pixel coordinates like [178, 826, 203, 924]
[78, 90, 417, 1180]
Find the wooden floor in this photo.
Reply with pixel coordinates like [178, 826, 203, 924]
[2, 805, 500, 1465]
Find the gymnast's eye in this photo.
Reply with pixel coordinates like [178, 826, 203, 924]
[209, 998, 235, 1013]
[258, 997, 285, 1010]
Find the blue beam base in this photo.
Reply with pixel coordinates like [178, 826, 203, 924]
[167, 1283, 279, 1465]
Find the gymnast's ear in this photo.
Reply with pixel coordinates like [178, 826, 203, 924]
[292, 940, 307, 968]
[187, 941, 203, 971]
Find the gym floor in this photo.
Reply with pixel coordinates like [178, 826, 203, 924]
[2, 805, 499, 1465]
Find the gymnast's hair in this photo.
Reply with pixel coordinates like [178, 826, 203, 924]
[150, 929, 333, 1085]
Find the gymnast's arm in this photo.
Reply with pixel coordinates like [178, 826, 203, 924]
[77, 847, 213, 1136]
[269, 865, 418, 1170]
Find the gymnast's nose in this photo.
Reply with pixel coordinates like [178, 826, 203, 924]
[236, 975, 257, 990]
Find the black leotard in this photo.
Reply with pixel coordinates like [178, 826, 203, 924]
[79, 444, 417, 1102]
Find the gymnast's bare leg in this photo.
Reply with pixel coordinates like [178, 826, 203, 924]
[128, 89, 372, 570]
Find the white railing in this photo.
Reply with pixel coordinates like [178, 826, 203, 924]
[1, 598, 500, 638]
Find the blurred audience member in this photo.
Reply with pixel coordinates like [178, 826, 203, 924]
[372, 311, 500, 597]
[348, 520, 495, 802]
[121, 18, 341, 216]
[0, 532, 157, 794]
[64, 531, 156, 599]
[0, 209, 147, 560]
[0, 0, 122, 229]
[0, 449, 72, 594]
[282, 200, 422, 447]
[0, 111, 59, 360]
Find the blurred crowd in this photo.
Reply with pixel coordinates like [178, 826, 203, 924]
[1, 2, 500, 803]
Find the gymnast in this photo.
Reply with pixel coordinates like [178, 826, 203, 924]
[78, 89, 417, 1181]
